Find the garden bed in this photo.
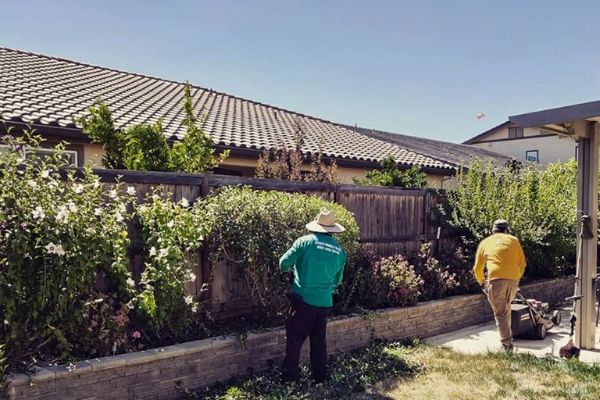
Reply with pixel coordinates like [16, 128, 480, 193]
[5, 278, 573, 400]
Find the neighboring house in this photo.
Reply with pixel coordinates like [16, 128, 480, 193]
[0, 47, 500, 187]
[464, 120, 578, 164]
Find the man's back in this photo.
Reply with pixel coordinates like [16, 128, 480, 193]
[280, 233, 346, 307]
[473, 233, 526, 284]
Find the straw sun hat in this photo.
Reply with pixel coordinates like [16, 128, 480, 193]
[305, 207, 346, 234]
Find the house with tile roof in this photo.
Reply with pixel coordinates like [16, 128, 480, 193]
[0, 47, 505, 187]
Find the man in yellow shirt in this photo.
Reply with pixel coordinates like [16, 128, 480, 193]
[473, 219, 527, 351]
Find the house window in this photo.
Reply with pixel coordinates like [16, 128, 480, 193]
[0, 145, 79, 167]
[525, 150, 539, 163]
[508, 127, 524, 139]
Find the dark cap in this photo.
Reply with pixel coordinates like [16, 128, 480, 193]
[492, 219, 509, 231]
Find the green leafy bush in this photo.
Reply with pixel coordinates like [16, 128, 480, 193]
[446, 159, 578, 278]
[0, 134, 134, 367]
[411, 243, 458, 301]
[333, 247, 379, 313]
[355, 156, 427, 188]
[371, 255, 423, 307]
[195, 186, 360, 317]
[135, 193, 209, 339]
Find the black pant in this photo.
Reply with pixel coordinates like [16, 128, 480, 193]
[282, 297, 331, 383]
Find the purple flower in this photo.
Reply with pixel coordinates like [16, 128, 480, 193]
[20, 222, 28, 230]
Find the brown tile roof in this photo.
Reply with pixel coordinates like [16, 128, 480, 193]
[0, 47, 454, 170]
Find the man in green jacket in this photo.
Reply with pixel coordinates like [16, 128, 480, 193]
[279, 207, 347, 383]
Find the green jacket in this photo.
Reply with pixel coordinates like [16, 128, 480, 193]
[279, 232, 347, 307]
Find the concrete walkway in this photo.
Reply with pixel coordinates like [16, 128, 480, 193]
[427, 309, 600, 364]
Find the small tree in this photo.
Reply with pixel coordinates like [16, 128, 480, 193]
[78, 101, 126, 169]
[255, 119, 338, 182]
[79, 82, 228, 173]
[356, 156, 427, 188]
[122, 121, 171, 171]
[169, 82, 229, 173]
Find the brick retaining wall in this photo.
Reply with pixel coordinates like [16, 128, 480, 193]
[5, 278, 574, 400]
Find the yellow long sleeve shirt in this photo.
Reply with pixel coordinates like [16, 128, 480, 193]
[473, 233, 526, 286]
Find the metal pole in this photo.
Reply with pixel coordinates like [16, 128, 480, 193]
[576, 122, 599, 349]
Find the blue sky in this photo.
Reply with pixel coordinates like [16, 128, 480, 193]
[2, 0, 600, 143]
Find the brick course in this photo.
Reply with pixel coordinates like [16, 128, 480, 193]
[5, 278, 573, 400]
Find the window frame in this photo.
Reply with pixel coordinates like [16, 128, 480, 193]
[508, 127, 524, 139]
[525, 149, 539, 163]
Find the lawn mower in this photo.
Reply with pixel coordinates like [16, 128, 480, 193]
[510, 289, 561, 340]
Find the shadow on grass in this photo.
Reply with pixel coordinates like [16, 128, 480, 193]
[177, 339, 421, 400]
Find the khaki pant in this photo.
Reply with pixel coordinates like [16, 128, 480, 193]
[487, 279, 519, 348]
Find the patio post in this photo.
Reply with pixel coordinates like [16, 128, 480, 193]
[575, 121, 599, 349]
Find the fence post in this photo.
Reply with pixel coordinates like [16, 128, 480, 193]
[199, 174, 212, 304]
[334, 184, 341, 204]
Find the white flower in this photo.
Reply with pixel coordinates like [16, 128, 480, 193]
[67, 201, 78, 213]
[41, 170, 50, 179]
[94, 208, 102, 216]
[184, 295, 193, 305]
[149, 247, 157, 257]
[3, 319, 8, 325]
[191, 304, 198, 313]
[158, 248, 169, 259]
[126, 278, 135, 287]
[32, 206, 45, 219]
[138, 205, 149, 213]
[188, 272, 196, 282]
[93, 180, 101, 189]
[166, 221, 174, 229]
[55, 206, 69, 224]
[108, 189, 117, 199]
[126, 186, 136, 196]
[45, 242, 65, 256]
[27, 180, 37, 189]
[73, 184, 84, 194]
[179, 197, 189, 208]
[118, 203, 126, 213]
[115, 212, 124, 223]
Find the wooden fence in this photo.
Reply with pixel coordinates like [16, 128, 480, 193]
[93, 169, 455, 315]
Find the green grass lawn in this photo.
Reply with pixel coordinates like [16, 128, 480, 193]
[370, 346, 600, 400]
[181, 341, 600, 400]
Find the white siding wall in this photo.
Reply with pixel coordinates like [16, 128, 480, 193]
[471, 134, 577, 164]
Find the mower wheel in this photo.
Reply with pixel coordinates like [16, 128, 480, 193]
[551, 310, 562, 326]
[536, 323, 547, 340]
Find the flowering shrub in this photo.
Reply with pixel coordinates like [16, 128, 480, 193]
[69, 292, 142, 357]
[195, 186, 360, 317]
[411, 243, 458, 301]
[0, 134, 135, 367]
[372, 255, 423, 307]
[437, 245, 480, 295]
[135, 192, 209, 339]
